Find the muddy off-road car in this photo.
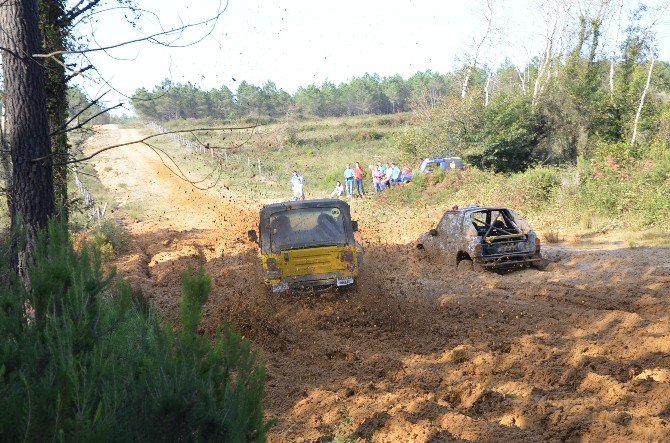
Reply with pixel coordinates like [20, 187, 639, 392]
[416, 206, 547, 271]
[248, 199, 363, 293]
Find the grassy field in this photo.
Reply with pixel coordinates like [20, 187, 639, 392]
[68, 162, 117, 229]
[158, 114, 411, 199]
[140, 114, 670, 247]
[66, 130, 118, 231]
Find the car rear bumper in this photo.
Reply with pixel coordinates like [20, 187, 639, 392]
[475, 253, 542, 268]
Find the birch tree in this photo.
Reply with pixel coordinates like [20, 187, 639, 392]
[461, 0, 493, 100]
[531, 0, 572, 105]
[609, 0, 625, 97]
[630, 46, 654, 145]
[630, 2, 669, 145]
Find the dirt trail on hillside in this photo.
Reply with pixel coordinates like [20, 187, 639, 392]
[89, 125, 670, 442]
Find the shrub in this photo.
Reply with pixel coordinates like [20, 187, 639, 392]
[594, 139, 635, 162]
[411, 171, 428, 190]
[320, 169, 343, 191]
[520, 167, 562, 206]
[91, 219, 130, 261]
[0, 221, 271, 441]
[543, 230, 562, 243]
[354, 130, 383, 142]
[429, 168, 445, 186]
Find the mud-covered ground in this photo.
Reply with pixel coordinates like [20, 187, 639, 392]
[90, 126, 670, 442]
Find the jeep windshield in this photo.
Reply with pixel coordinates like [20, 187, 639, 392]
[269, 207, 348, 252]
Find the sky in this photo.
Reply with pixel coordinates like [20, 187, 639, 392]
[69, 0, 670, 115]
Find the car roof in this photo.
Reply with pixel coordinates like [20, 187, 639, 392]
[447, 205, 511, 215]
[260, 199, 351, 218]
[424, 156, 462, 161]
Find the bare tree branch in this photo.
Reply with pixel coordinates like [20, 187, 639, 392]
[35, 125, 260, 165]
[64, 64, 93, 82]
[50, 91, 110, 136]
[461, 0, 494, 100]
[65, 0, 103, 24]
[53, 103, 123, 137]
[33, 0, 227, 58]
[144, 142, 224, 190]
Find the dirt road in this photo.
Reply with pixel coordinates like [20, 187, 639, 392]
[89, 125, 670, 442]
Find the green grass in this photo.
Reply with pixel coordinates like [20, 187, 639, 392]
[137, 114, 670, 245]
[119, 200, 148, 223]
[150, 115, 411, 200]
[67, 131, 118, 231]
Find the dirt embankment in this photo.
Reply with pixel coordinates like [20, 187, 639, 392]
[89, 125, 670, 442]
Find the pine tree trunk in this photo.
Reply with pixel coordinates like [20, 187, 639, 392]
[0, 0, 56, 279]
[40, 0, 69, 223]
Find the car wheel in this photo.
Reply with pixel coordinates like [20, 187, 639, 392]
[457, 258, 474, 273]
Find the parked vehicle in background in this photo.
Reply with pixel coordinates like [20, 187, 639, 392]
[419, 156, 464, 173]
[248, 199, 364, 293]
[416, 206, 547, 271]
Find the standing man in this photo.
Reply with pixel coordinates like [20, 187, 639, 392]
[353, 162, 366, 198]
[291, 171, 305, 201]
[391, 163, 401, 188]
[343, 163, 355, 197]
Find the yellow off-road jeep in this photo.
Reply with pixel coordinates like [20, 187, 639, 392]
[248, 199, 363, 293]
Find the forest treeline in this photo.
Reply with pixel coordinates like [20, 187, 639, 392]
[399, 12, 670, 171]
[131, 10, 670, 175]
[131, 71, 451, 121]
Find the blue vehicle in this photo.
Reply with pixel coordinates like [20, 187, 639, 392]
[419, 157, 464, 173]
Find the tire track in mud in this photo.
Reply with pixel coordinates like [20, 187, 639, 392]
[88, 125, 670, 442]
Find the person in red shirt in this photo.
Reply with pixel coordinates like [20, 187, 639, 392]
[353, 161, 366, 198]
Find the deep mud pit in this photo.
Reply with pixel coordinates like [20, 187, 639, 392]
[90, 126, 670, 442]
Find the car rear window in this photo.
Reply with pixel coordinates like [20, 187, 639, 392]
[269, 207, 347, 252]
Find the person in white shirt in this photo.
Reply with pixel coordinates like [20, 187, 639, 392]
[330, 181, 345, 198]
[290, 171, 305, 201]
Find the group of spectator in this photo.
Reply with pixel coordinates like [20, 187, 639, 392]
[330, 161, 413, 198]
[370, 162, 413, 192]
[291, 162, 415, 201]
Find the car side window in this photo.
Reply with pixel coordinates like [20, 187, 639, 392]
[437, 213, 454, 234]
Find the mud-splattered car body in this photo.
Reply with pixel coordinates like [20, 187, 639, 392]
[417, 206, 544, 270]
[249, 199, 363, 293]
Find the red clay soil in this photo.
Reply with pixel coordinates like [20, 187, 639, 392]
[90, 126, 670, 442]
